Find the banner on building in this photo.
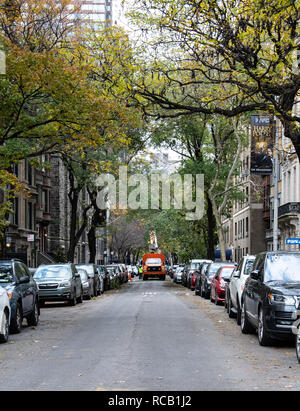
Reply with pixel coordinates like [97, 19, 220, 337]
[250, 115, 275, 175]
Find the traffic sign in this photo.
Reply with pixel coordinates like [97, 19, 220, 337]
[286, 238, 300, 245]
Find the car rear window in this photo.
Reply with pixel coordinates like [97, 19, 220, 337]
[0, 263, 13, 283]
[220, 267, 235, 279]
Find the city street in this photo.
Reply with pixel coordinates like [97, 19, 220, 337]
[1, 277, 300, 391]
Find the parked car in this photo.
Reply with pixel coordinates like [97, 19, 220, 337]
[105, 266, 119, 288]
[0, 286, 10, 343]
[34, 264, 83, 306]
[200, 262, 234, 299]
[119, 264, 129, 283]
[225, 255, 255, 324]
[131, 266, 139, 277]
[210, 265, 235, 305]
[182, 265, 193, 287]
[186, 259, 212, 289]
[97, 265, 110, 291]
[173, 266, 185, 283]
[241, 251, 300, 346]
[195, 263, 210, 296]
[188, 260, 213, 290]
[75, 264, 101, 296]
[107, 265, 122, 285]
[77, 268, 94, 300]
[0, 259, 39, 333]
[169, 265, 178, 279]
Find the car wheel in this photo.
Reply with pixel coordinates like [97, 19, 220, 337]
[69, 292, 77, 306]
[27, 299, 39, 327]
[200, 284, 204, 297]
[77, 288, 83, 304]
[10, 302, 22, 334]
[240, 300, 254, 334]
[258, 307, 273, 346]
[0, 311, 9, 343]
[204, 285, 209, 299]
[228, 296, 236, 318]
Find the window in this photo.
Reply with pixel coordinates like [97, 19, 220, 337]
[42, 190, 49, 213]
[25, 159, 33, 185]
[25, 200, 34, 230]
[10, 197, 19, 226]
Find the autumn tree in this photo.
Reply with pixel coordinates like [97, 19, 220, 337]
[126, 0, 300, 159]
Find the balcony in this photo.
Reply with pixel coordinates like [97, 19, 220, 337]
[278, 202, 300, 219]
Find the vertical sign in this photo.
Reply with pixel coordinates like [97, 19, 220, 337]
[250, 115, 275, 175]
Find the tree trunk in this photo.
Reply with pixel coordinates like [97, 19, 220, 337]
[209, 193, 226, 261]
[206, 195, 216, 260]
[88, 224, 96, 263]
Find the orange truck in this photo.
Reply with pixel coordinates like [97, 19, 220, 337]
[142, 253, 166, 281]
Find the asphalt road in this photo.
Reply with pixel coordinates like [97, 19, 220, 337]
[1, 277, 300, 391]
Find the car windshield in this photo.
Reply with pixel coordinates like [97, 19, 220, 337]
[176, 267, 184, 273]
[265, 254, 300, 283]
[0, 263, 13, 283]
[34, 265, 71, 279]
[76, 265, 94, 275]
[146, 258, 162, 264]
[220, 267, 235, 279]
[190, 262, 201, 269]
[244, 259, 255, 275]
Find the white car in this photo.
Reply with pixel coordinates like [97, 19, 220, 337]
[226, 255, 255, 325]
[0, 286, 10, 343]
[173, 266, 184, 283]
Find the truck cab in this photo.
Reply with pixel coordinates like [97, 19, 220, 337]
[142, 254, 166, 281]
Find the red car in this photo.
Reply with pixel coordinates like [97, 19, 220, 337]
[210, 265, 235, 305]
[190, 272, 198, 290]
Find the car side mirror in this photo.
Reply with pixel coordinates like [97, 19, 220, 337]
[19, 276, 30, 284]
[233, 271, 240, 278]
[75, 273, 80, 279]
[250, 270, 261, 280]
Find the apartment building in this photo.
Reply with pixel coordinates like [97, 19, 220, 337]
[223, 146, 267, 263]
[1, 158, 54, 266]
[274, 121, 300, 251]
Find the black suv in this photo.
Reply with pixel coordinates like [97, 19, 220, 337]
[0, 259, 39, 334]
[241, 251, 300, 346]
